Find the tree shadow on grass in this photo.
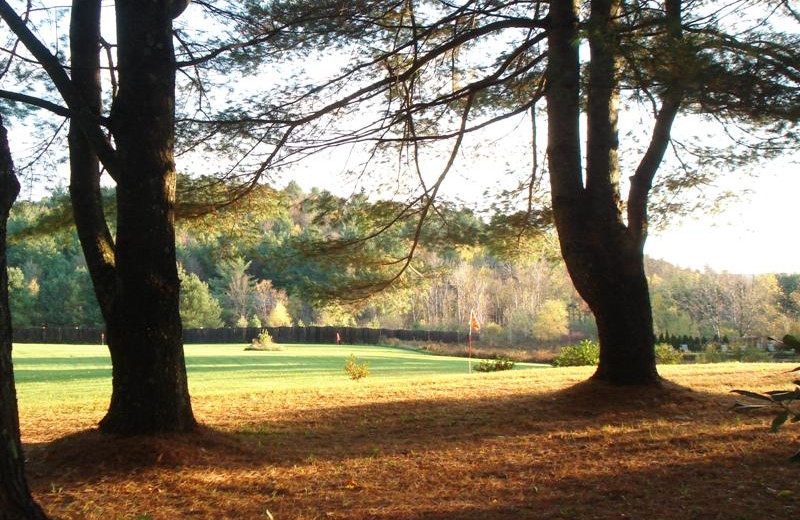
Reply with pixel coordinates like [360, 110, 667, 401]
[347, 445, 800, 520]
[27, 378, 730, 477]
[24, 377, 800, 519]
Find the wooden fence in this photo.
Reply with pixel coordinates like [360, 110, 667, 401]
[12, 326, 471, 345]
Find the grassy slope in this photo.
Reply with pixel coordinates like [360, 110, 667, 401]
[12, 343, 546, 407]
[13, 345, 800, 519]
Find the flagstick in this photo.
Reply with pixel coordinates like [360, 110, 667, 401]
[468, 308, 473, 374]
[468, 329, 472, 374]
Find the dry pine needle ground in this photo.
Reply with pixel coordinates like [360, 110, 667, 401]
[18, 364, 800, 519]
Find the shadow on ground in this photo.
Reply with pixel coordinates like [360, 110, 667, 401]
[24, 378, 800, 519]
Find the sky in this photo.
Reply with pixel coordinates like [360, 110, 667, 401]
[645, 163, 799, 275]
[283, 115, 799, 276]
[4, 1, 796, 277]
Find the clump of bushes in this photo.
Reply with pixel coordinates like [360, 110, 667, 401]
[729, 345, 771, 362]
[552, 340, 599, 367]
[245, 331, 285, 351]
[695, 342, 773, 363]
[701, 342, 728, 363]
[473, 358, 515, 372]
[344, 354, 370, 380]
[377, 336, 402, 347]
[655, 343, 683, 364]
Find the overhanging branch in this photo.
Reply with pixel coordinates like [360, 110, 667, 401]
[0, 0, 118, 179]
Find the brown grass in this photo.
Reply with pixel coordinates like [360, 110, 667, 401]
[419, 341, 561, 363]
[20, 364, 800, 519]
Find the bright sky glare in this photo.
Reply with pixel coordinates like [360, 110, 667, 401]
[645, 163, 799, 275]
[5, 2, 796, 276]
[281, 141, 799, 276]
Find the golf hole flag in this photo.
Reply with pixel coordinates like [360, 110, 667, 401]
[467, 309, 480, 373]
[470, 310, 481, 332]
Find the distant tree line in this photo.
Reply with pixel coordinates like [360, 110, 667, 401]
[11, 324, 472, 346]
[8, 184, 800, 346]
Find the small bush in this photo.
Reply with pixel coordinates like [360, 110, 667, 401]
[552, 340, 600, 367]
[235, 315, 249, 328]
[729, 345, 771, 362]
[344, 354, 370, 380]
[655, 343, 682, 364]
[481, 322, 504, 346]
[473, 358, 515, 372]
[701, 343, 728, 363]
[245, 331, 285, 351]
[377, 335, 402, 347]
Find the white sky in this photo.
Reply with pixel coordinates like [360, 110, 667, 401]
[4, 1, 796, 276]
[645, 163, 799, 274]
[280, 111, 799, 276]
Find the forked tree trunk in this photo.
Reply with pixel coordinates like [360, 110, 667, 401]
[97, 0, 195, 433]
[2, 0, 196, 434]
[68, 0, 195, 433]
[0, 116, 48, 519]
[558, 220, 658, 384]
[546, 0, 682, 385]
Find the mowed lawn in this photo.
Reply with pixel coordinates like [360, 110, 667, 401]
[12, 342, 545, 407]
[12, 344, 800, 520]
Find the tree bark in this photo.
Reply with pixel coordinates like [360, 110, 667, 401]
[96, 0, 195, 433]
[0, 115, 48, 519]
[546, 0, 660, 385]
[69, 0, 116, 320]
[565, 231, 659, 384]
[1, 0, 196, 435]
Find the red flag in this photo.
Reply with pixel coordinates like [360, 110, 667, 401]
[470, 310, 481, 332]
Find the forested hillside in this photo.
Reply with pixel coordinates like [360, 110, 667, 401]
[8, 183, 800, 345]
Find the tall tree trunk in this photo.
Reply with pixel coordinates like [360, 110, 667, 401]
[69, 0, 116, 320]
[561, 228, 658, 384]
[97, 0, 195, 433]
[546, 0, 660, 384]
[0, 115, 48, 519]
[2, 0, 197, 434]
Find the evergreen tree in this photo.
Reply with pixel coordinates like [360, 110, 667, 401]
[266, 301, 292, 327]
[178, 266, 223, 328]
[229, 0, 798, 384]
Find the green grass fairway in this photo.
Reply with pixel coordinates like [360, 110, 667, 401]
[12, 343, 547, 408]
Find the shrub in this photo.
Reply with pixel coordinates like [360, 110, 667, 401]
[235, 315, 249, 328]
[552, 340, 600, 367]
[481, 322, 504, 346]
[655, 343, 682, 364]
[732, 369, 800, 462]
[377, 335, 402, 347]
[700, 342, 728, 363]
[729, 345, 771, 362]
[344, 354, 370, 380]
[245, 331, 284, 351]
[473, 358, 515, 372]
